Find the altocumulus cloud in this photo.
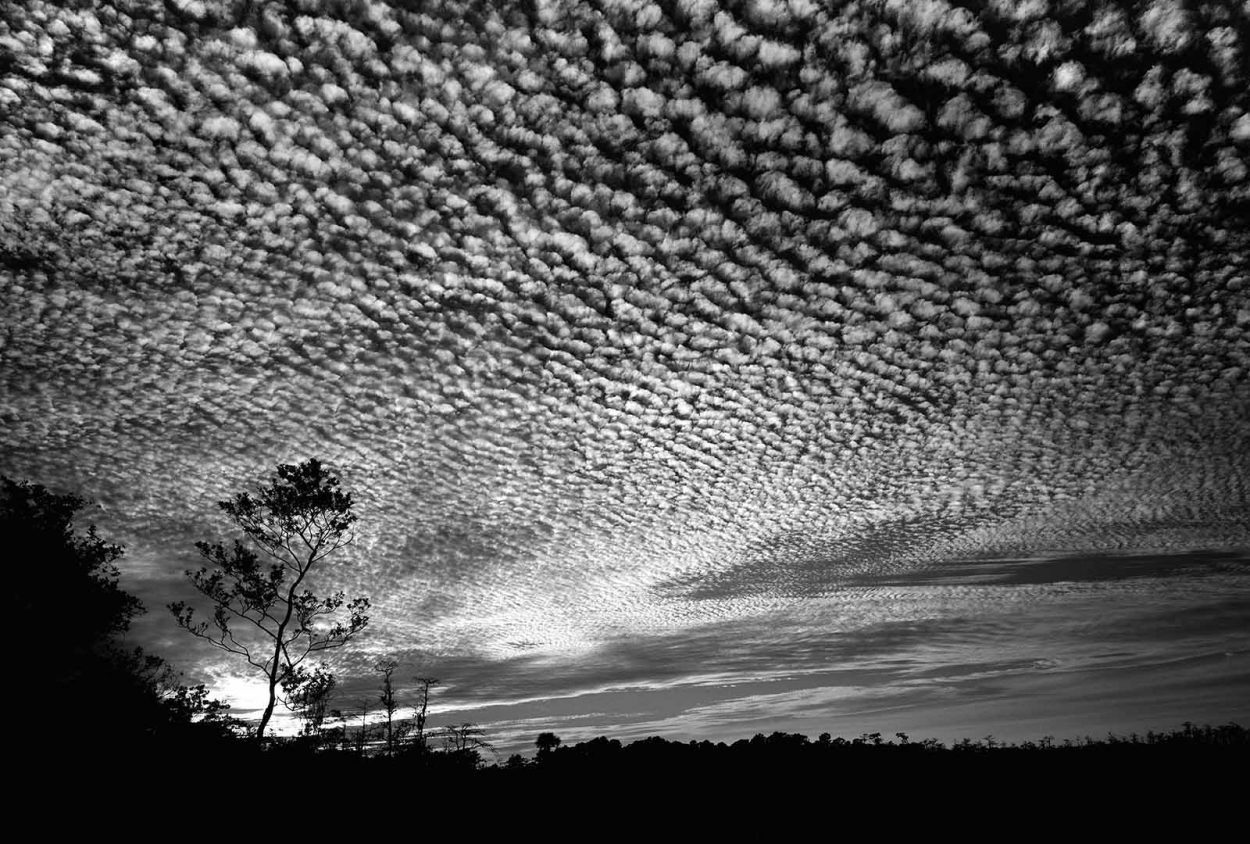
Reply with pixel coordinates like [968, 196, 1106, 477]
[1, 0, 1247, 739]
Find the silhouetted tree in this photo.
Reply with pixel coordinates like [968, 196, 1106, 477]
[410, 676, 439, 751]
[375, 658, 400, 755]
[169, 459, 370, 740]
[6, 474, 165, 748]
[352, 699, 371, 755]
[4, 476, 230, 752]
[163, 683, 242, 739]
[535, 731, 562, 758]
[7, 476, 140, 649]
[329, 700, 371, 755]
[441, 722, 492, 767]
[283, 663, 337, 739]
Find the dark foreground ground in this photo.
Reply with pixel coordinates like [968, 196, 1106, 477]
[17, 723, 1246, 830]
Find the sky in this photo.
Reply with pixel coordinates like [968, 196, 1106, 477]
[1, 0, 1247, 755]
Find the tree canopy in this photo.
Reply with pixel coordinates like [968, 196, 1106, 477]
[7, 476, 140, 650]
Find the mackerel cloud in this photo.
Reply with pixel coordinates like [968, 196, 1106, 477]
[1, 0, 1247, 713]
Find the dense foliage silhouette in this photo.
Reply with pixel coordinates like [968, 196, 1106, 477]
[3, 476, 236, 759]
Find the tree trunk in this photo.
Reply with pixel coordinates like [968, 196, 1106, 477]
[255, 556, 308, 741]
[256, 671, 279, 740]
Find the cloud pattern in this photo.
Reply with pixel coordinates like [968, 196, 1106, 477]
[2, 0, 1247, 736]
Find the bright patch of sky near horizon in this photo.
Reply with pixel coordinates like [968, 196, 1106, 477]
[2, 0, 1247, 747]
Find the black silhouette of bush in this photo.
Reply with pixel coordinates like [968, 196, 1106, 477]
[4, 476, 237, 760]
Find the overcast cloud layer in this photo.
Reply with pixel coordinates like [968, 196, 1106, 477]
[2, 0, 1247, 746]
